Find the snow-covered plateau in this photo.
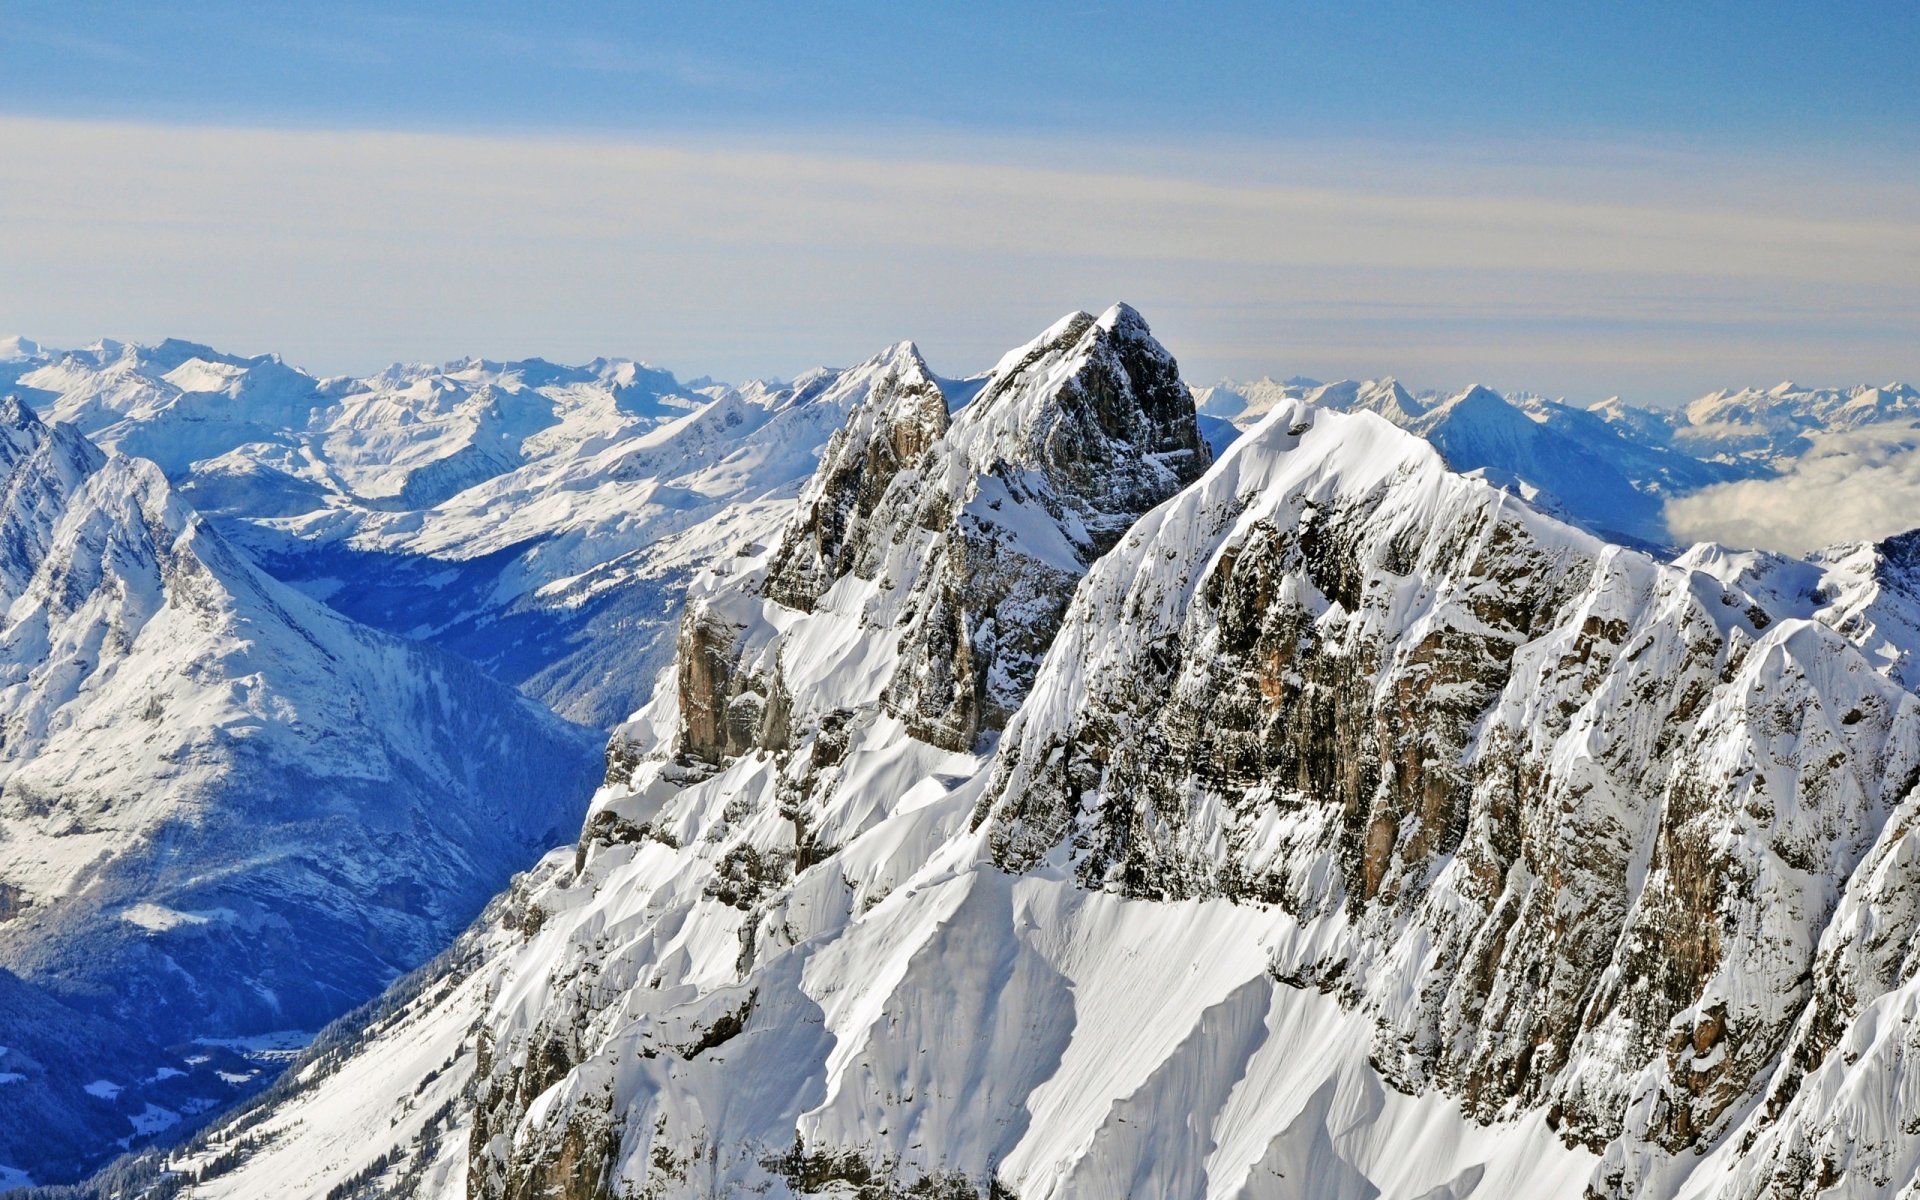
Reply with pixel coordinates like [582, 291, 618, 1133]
[0, 306, 1890, 1199]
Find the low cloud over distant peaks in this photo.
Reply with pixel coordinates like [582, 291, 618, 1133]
[1668, 422, 1920, 554]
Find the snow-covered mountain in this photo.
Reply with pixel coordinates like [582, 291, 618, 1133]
[0, 339, 707, 504]
[1675, 381, 1920, 464]
[0, 337, 978, 730]
[237, 352, 961, 729]
[1201, 377, 1745, 549]
[1191, 375, 1322, 426]
[1201, 375, 1920, 554]
[0, 399, 601, 1186]
[0, 340, 717, 727]
[125, 310, 1920, 1200]
[10, 336, 1915, 737]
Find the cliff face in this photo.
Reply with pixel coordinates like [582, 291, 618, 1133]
[463, 305, 1215, 1196]
[675, 303, 1211, 763]
[979, 399, 1920, 1189]
[487, 395, 1920, 1199]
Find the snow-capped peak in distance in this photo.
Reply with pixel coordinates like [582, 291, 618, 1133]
[1310, 375, 1427, 424]
[0, 336, 41, 362]
[1678, 379, 1920, 455]
[1273, 378, 1696, 548]
[3, 336, 713, 493]
[1191, 373, 1323, 424]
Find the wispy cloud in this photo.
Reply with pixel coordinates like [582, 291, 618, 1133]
[319, 15, 759, 90]
[1, 115, 1915, 395]
[1, 21, 141, 65]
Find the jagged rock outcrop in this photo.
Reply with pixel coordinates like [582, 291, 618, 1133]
[676, 303, 1210, 763]
[465, 304, 1212, 1196]
[760, 346, 952, 613]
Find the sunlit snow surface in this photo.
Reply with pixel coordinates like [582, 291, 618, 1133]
[0, 394, 600, 1186]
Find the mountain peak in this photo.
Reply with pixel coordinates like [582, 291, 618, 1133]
[0, 393, 66, 474]
[685, 306, 1210, 761]
[0, 392, 44, 432]
[879, 337, 925, 363]
[0, 335, 41, 361]
[1094, 300, 1148, 335]
[959, 304, 1205, 547]
[758, 349, 949, 615]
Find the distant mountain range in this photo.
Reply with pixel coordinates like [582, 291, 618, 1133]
[4, 321, 1920, 1196]
[1198, 375, 1920, 550]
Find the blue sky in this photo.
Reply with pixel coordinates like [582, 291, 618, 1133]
[3, 2, 1918, 400]
[7, 1, 1917, 150]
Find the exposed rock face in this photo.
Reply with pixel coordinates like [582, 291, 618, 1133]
[979, 400, 1920, 1189]
[676, 304, 1210, 763]
[761, 348, 952, 614]
[463, 305, 1211, 1197]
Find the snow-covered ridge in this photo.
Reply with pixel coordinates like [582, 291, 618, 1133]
[979, 398, 1920, 1194]
[0, 398, 600, 1185]
[1199, 374, 1920, 551]
[0, 338, 738, 727]
[0, 338, 704, 505]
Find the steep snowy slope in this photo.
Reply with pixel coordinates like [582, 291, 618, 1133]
[1291, 380, 1741, 549]
[25, 320, 1920, 1197]
[0, 400, 601, 1186]
[2, 342, 725, 726]
[981, 399, 1920, 1197]
[149, 302, 1220, 1198]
